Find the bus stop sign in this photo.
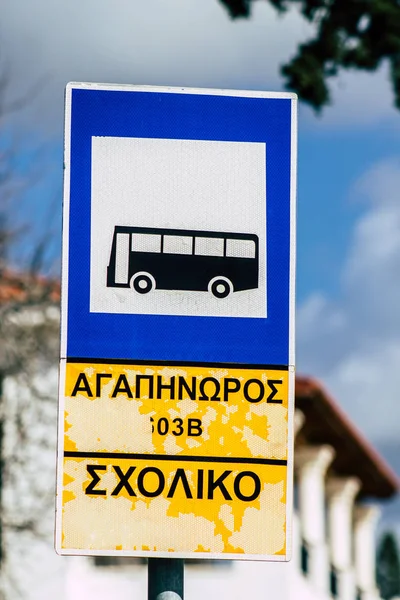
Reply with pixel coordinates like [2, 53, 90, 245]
[56, 83, 297, 562]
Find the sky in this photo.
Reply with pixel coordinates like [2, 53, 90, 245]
[1, 0, 399, 524]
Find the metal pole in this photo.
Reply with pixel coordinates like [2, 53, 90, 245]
[148, 558, 184, 600]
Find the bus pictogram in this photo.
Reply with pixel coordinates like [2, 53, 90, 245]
[107, 226, 259, 298]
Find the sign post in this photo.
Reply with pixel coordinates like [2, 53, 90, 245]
[148, 558, 184, 600]
[56, 84, 297, 575]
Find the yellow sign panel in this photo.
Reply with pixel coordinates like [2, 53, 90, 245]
[57, 361, 293, 560]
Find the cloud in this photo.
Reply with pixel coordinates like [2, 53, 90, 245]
[343, 159, 400, 336]
[1, 0, 398, 134]
[301, 63, 399, 130]
[0, 0, 311, 135]
[297, 157, 400, 445]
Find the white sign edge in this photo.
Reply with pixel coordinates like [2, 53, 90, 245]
[55, 358, 67, 552]
[285, 365, 296, 561]
[55, 547, 289, 562]
[65, 81, 298, 101]
[60, 85, 72, 359]
[289, 95, 297, 368]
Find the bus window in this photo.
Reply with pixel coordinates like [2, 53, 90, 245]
[226, 238, 256, 259]
[114, 232, 130, 284]
[163, 235, 193, 255]
[194, 237, 224, 257]
[132, 233, 161, 253]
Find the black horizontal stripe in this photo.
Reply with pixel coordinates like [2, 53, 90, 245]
[65, 357, 289, 371]
[64, 451, 287, 466]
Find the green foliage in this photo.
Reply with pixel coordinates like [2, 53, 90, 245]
[218, 0, 400, 111]
[376, 532, 400, 600]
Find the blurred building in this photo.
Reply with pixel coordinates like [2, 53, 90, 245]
[0, 271, 398, 600]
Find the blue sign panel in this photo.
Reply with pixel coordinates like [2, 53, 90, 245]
[61, 84, 296, 366]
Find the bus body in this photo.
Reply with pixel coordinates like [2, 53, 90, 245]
[107, 226, 259, 297]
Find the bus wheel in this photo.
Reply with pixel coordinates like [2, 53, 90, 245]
[209, 277, 233, 299]
[131, 272, 155, 294]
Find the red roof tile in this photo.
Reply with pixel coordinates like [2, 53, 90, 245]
[295, 375, 399, 498]
[0, 269, 60, 304]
